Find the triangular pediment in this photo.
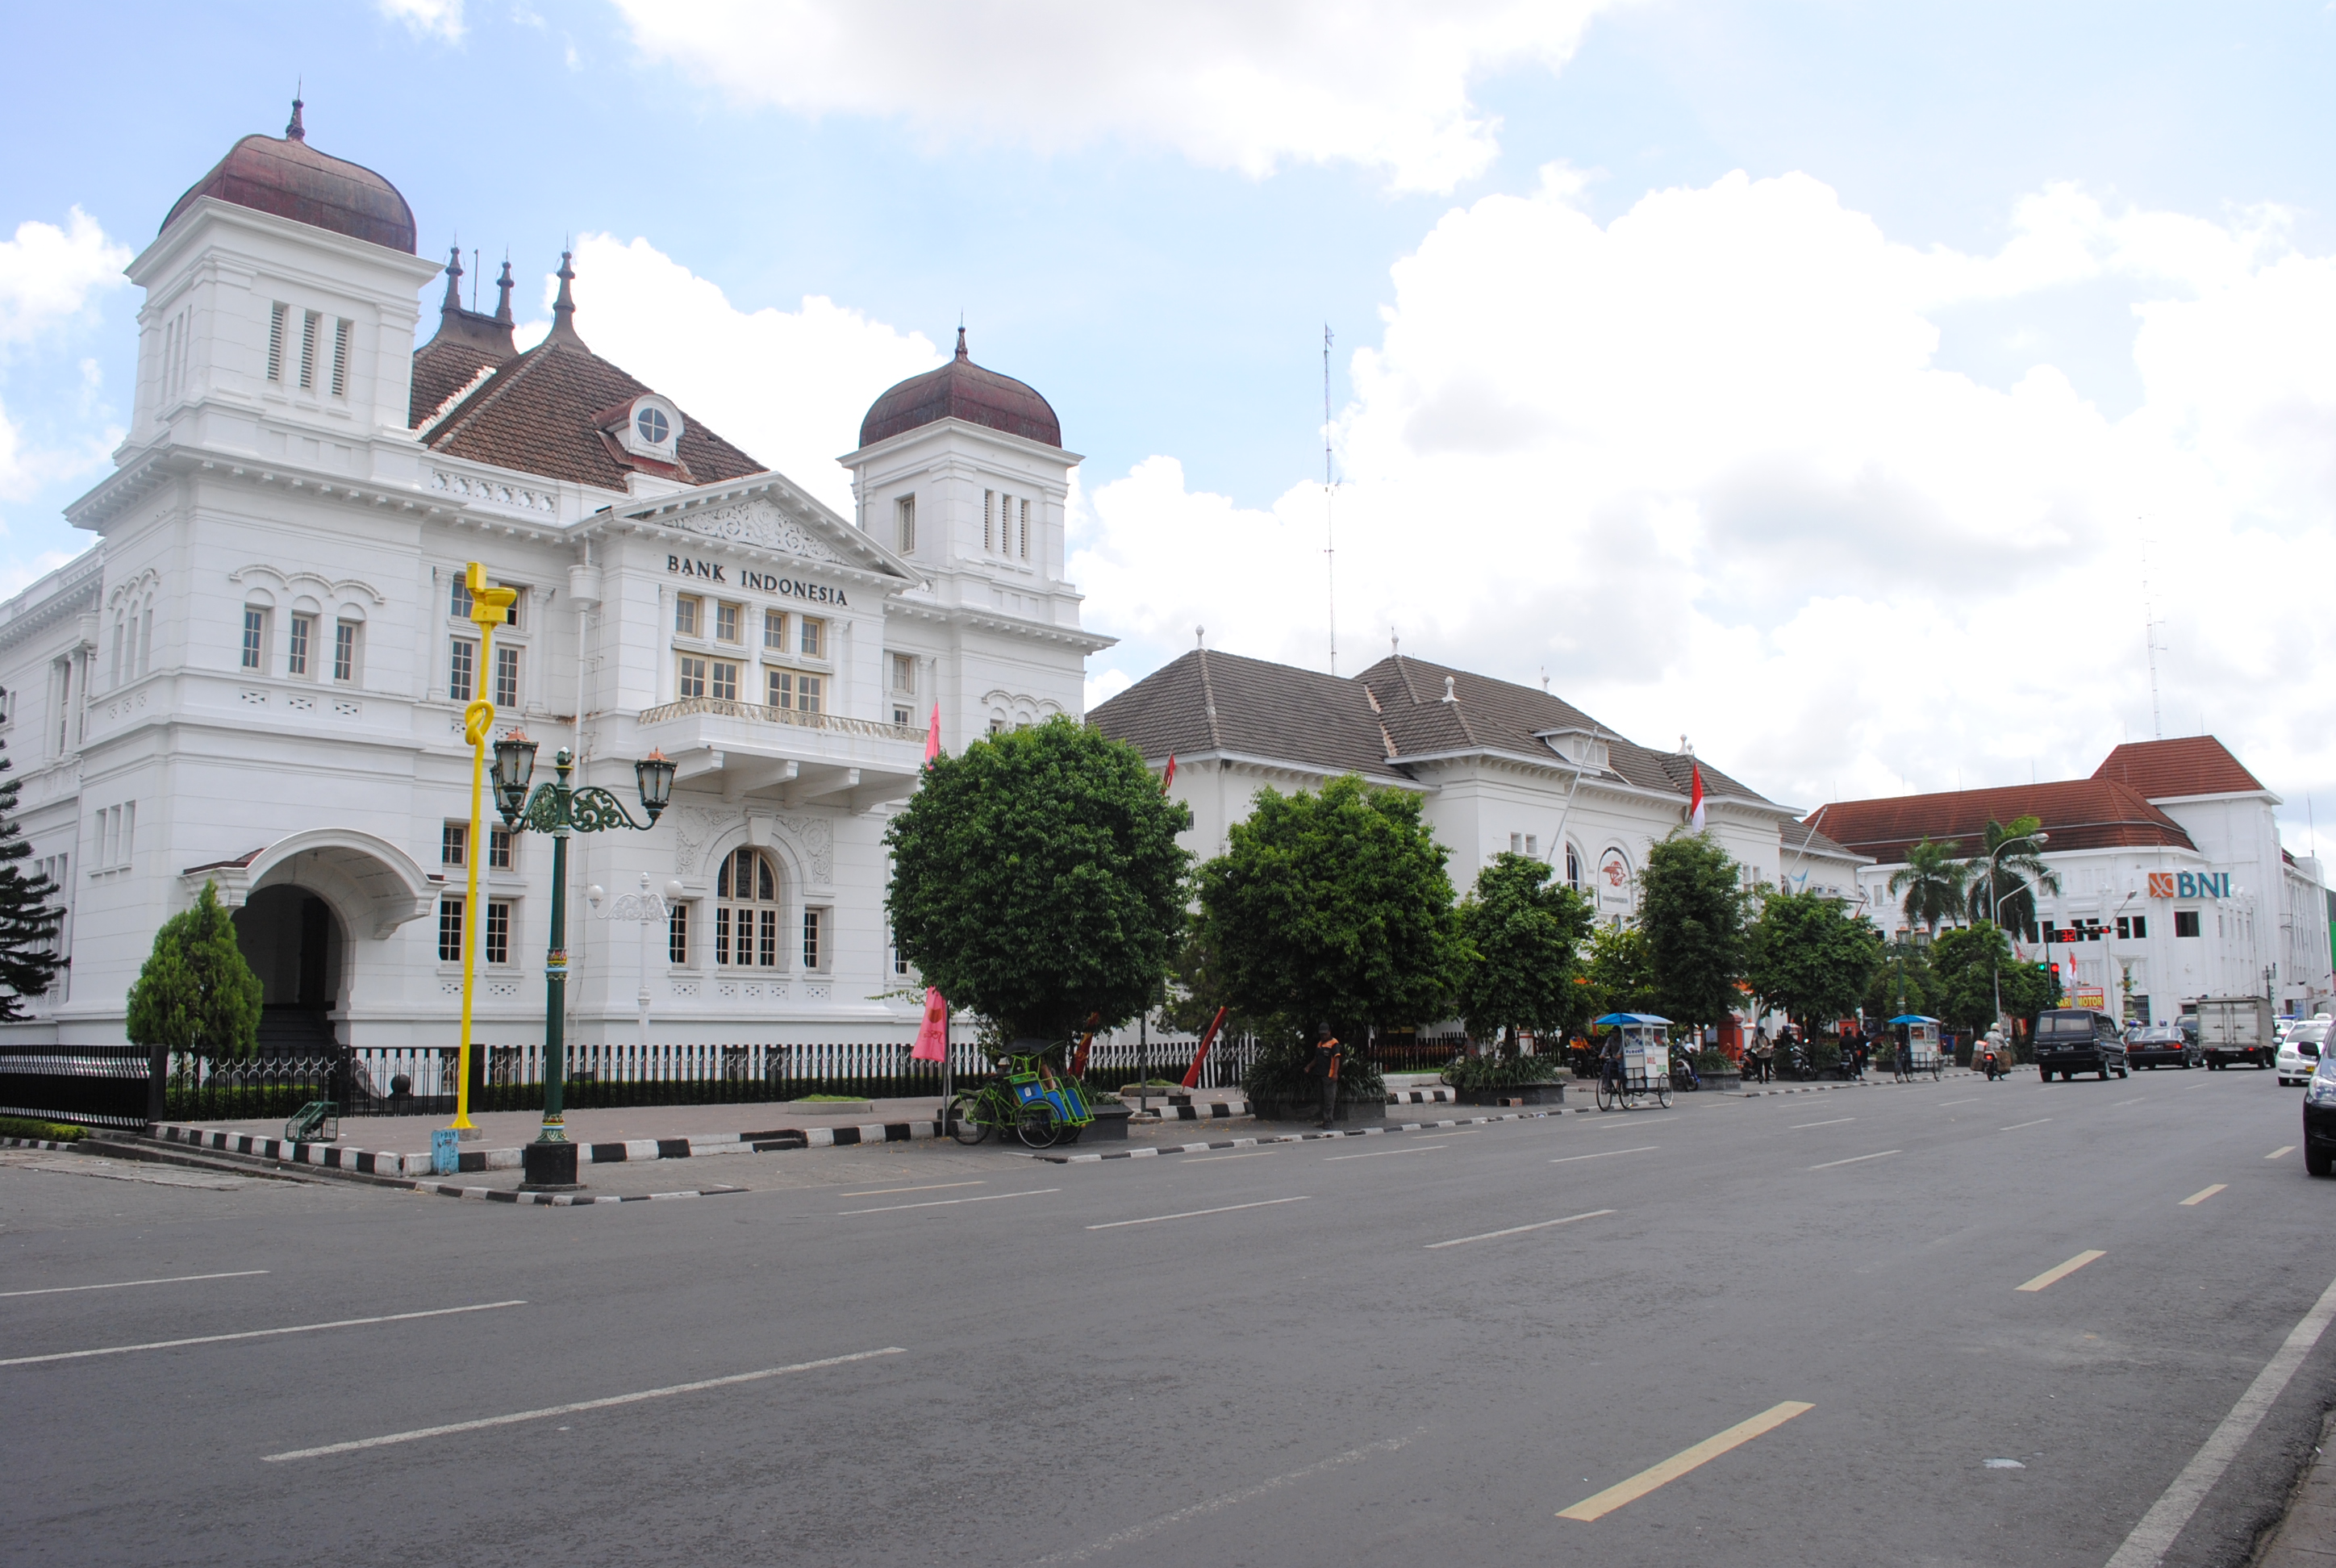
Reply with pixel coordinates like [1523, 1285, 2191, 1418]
[617, 474, 912, 582]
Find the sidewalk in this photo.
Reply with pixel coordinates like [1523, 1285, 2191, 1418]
[182, 1097, 953, 1154]
[2259, 1412, 2336, 1566]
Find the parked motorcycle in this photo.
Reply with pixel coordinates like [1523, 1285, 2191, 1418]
[1671, 1054, 1701, 1093]
[1783, 1042, 1815, 1081]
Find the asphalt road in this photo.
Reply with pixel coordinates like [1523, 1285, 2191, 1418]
[5, 1064, 2334, 1568]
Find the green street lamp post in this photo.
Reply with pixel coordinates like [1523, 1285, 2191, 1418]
[492, 737, 677, 1190]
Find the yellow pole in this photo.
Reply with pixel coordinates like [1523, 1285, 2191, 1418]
[450, 561, 518, 1132]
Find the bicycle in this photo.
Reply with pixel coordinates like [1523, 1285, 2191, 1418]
[945, 1052, 1094, 1149]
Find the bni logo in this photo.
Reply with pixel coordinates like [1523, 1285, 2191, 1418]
[2148, 870, 2228, 899]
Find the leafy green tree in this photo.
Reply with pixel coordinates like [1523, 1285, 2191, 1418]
[1638, 831, 1750, 1034]
[886, 717, 1192, 1045]
[1864, 940, 1939, 1023]
[0, 737, 63, 1018]
[1889, 837, 1969, 936]
[1746, 888, 1883, 1034]
[1455, 852, 1596, 1050]
[1577, 921, 1657, 1028]
[125, 881, 263, 1057]
[1193, 773, 1462, 1045]
[1963, 816, 2059, 936]
[1930, 922, 2067, 1044]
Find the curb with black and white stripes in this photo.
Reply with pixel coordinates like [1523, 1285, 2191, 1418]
[2, 1135, 86, 1153]
[1027, 1108, 1579, 1163]
[1131, 1099, 1249, 1123]
[148, 1117, 944, 1178]
[407, 1181, 750, 1207]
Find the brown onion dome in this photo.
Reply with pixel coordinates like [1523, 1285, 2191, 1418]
[160, 98, 417, 254]
[859, 327, 1061, 449]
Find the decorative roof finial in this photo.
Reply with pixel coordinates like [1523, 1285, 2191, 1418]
[440, 244, 464, 313]
[286, 87, 306, 142]
[1195, 626, 1205, 650]
[547, 249, 582, 345]
[954, 325, 970, 362]
[493, 256, 515, 324]
[1391, 628, 1400, 657]
[1442, 675, 1458, 704]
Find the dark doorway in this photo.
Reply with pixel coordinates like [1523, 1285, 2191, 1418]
[232, 886, 344, 1052]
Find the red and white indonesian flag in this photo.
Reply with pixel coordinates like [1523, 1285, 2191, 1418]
[1690, 764, 1707, 832]
[911, 987, 948, 1062]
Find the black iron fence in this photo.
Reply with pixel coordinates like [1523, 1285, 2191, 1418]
[0, 1045, 154, 1129]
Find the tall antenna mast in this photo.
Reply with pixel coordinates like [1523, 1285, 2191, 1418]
[2142, 533, 2163, 740]
[1323, 323, 1337, 677]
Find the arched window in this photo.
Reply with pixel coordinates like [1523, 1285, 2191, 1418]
[714, 846, 782, 968]
[1565, 841, 1582, 890]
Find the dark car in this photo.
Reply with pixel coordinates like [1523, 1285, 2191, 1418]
[2129, 1023, 2200, 1070]
[2303, 1055, 2336, 1176]
[2036, 1008, 2130, 1082]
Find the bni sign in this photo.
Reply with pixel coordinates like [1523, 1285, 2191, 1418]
[2147, 871, 2230, 899]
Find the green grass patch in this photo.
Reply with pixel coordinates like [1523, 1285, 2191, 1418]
[795, 1093, 870, 1103]
[0, 1115, 90, 1141]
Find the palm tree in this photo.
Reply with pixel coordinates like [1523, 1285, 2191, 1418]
[1889, 837, 1969, 936]
[1966, 815, 2059, 937]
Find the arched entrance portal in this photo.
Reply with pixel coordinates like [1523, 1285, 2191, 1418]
[232, 885, 346, 1051]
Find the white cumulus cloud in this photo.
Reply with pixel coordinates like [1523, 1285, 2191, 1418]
[610, 0, 1616, 191]
[512, 234, 945, 515]
[379, 0, 465, 42]
[0, 209, 129, 348]
[1070, 167, 2336, 830]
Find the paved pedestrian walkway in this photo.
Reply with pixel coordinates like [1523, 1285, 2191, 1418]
[186, 1098, 953, 1154]
[2259, 1412, 2336, 1566]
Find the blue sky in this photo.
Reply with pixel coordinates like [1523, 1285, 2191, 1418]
[8, 1, 2336, 833]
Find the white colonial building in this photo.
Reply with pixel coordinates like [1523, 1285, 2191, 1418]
[1807, 736, 2333, 1023]
[0, 101, 1107, 1052]
[1089, 644, 1868, 924]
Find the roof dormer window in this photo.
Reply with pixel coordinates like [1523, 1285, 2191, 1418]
[607, 394, 682, 463]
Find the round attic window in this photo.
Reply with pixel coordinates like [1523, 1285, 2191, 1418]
[636, 407, 670, 446]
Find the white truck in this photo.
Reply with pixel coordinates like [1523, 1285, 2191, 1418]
[2194, 995, 2276, 1070]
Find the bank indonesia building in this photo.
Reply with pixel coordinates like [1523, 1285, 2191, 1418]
[0, 105, 1106, 1058]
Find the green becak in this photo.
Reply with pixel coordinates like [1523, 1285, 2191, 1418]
[885, 717, 1191, 1045]
[125, 881, 263, 1057]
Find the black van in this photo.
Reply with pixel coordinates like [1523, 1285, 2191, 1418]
[2036, 1009, 2130, 1082]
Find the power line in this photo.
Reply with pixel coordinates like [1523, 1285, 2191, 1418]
[1323, 323, 1337, 677]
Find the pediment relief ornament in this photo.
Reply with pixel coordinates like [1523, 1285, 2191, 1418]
[682, 499, 844, 565]
[770, 814, 835, 886]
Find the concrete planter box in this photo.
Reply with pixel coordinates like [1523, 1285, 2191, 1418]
[1083, 1102, 1133, 1141]
[1699, 1073, 1742, 1093]
[1454, 1081, 1567, 1107]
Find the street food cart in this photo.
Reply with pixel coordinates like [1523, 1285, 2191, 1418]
[1888, 1014, 1944, 1081]
[1591, 1012, 1673, 1111]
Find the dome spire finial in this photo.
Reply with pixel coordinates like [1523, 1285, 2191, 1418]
[546, 248, 586, 347]
[494, 256, 515, 325]
[286, 85, 306, 142]
[954, 323, 970, 362]
[440, 243, 464, 314]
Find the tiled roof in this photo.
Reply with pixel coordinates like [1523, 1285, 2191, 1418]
[859, 328, 1060, 450]
[2092, 736, 2267, 800]
[1781, 817, 1867, 863]
[420, 336, 761, 491]
[1804, 779, 2195, 865]
[1090, 647, 1780, 810]
[1090, 649, 1408, 782]
[409, 338, 503, 430]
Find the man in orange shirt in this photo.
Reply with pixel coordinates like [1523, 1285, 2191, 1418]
[1307, 1031, 1341, 1128]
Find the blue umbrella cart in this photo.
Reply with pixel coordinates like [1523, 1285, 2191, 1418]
[1591, 1013, 1673, 1111]
[1888, 1015, 1944, 1081]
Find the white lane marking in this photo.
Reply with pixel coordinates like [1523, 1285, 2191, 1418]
[1594, 1116, 1676, 1128]
[840, 1187, 1055, 1215]
[1030, 1428, 1425, 1563]
[0, 1269, 269, 1300]
[1938, 1099, 1982, 1107]
[1558, 1401, 1816, 1521]
[1809, 1150, 1900, 1170]
[1087, 1196, 1310, 1230]
[2000, 1118, 2054, 1132]
[2268, 1146, 2296, 1160]
[1792, 1118, 1856, 1128]
[262, 1346, 906, 1462]
[2017, 1250, 2106, 1292]
[1324, 1147, 1447, 1161]
[1183, 1151, 1276, 1163]
[0, 1300, 524, 1367]
[1425, 1207, 1615, 1250]
[839, 1181, 983, 1198]
[1551, 1146, 1658, 1165]
[2105, 1270, 2336, 1567]
[2179, 1184, 2228, 1207]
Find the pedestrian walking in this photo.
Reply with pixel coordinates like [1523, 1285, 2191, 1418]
[1750, 1027, 1773, 1083]
[1306, 1030, 1342, 1128]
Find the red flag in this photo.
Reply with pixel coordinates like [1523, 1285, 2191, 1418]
[1689, 764, 1706, 831]
[1162, 754, 1177, 793]
[922, 701, 941, 769]
[911, 987, 948, 1062]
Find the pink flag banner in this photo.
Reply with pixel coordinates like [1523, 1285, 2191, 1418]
[912, 987, 949, 1061]
[923, 702, 941, 769]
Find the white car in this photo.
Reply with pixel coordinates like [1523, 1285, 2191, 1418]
[2277, 1015, 2333, 1085]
